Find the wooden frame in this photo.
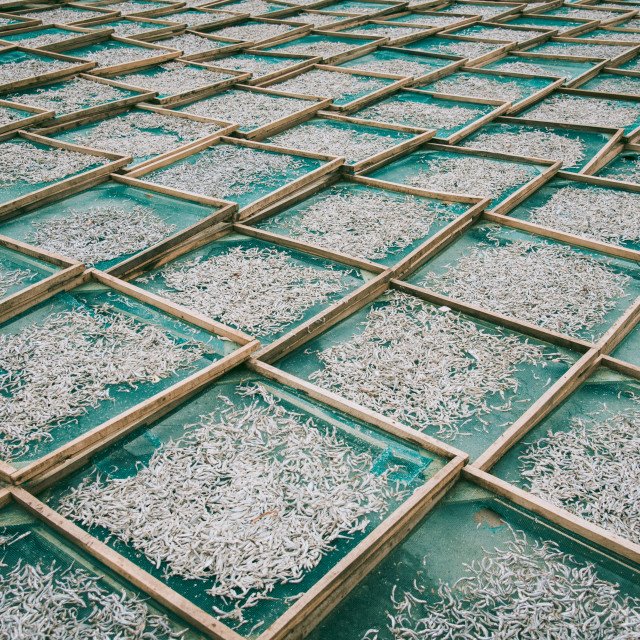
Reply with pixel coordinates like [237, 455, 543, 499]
[198, 16, 312, 46]
[523, 3, 639, 27]
[31, 102, 239, 171]
[254, 62, 412, 112]
[81, 0, 187, 19]
[469, 49, 609, 87]
[573, 23, 640, 42]
[116, 134, 346, 220]
[442, 20, 559, 49]
[255, 6, 367, 29]
[360, 141, 561, 212]
[169, 83, 332, 139]
[276, 0, 410, 19]
[376, 9, 483, 31]
[4, 72, 155, 125]
[341, 87, 511, 143]
[251, 29, 387, 64]
[319, 17, 440, 46]
[91, 58, 251, 103]
[0, 23, 114, 52]
[509, 87, 640, 141]
[494, 12, 602, 37]
[0, 266, 258, 485]
[158, 6, 250, 30]
[580, 139, 640, 176]
[0, 97, 54, 133]
[519, 35, 640, 66]
[0, 130, 132, 220]
[427, 0, 527, 21]
[76, 14, 187, 40]
[0, 13, 42, 33]
[0, 45, 96, 93]
[59, 34, 182, 75]
[10, 3, 120, 27]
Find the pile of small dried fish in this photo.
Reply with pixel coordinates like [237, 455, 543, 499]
[0, 559, 184, 639]
[427, 74, 527, 102]
[407, 155, 534, 200]
[0, 304, 204, 461]
[421, 235, 629, 338]
[76, 43, 162, 67]
[148, 33, 225, 55]
[439, 4, 508, 18]
[562, 8, 619, 20]
[272, 121, 400, 162]
[272, 39, 358, 57]
[20, 7, 102, 23]
[365, 528, 640, 639]
[268, 187, 458, 259]
[465, 27, 547, 41]
[182, 10, 236, 25]
[212, 22, 293, 41]
[296, 12, 346, 26]
[180, 90, 308, 129]
[524, 94, 640, 128]
[62, 111, 221, 158]
[5, 77, 130, 115]
[211, 54, 296, 76]
[520, 403, 640, 543]
[309, 291, 551, 440]
[0, 57, 75, 85]
[107, 21, 166, 37]
[102, 0, 165, 14]
[8, 31, 80, 49]
[462, 129, 587, 167]
[344, 57, 432, 78]
[0, 107, 25, 126]
[492, 61, 549, 75]
[527, 185, 640, 246]
[58, 384, 394, 618]
[394, 14, 467, 26]
[430, 40, 502, 59]
[26, 205, 176, 266]
[347, 25, 426, 39]
[540, 43, 632, 58]
[220, 0, 280, 14]
[142, 246, 349, 336]
[0, 265, 32, 299]
[584, 75, 640, 95]
[145, 144, 305, 198]
[112, 62, 230, 95]
[273, 69, 387, 101]
[356, 98, 478, 130]
[0, 142, 105, 188]
[581, 30, 640, 42]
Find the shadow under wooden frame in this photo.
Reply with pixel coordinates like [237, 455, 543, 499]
[0, 129, 132, 220]
[118, 133, 346, 220]
[0, 266, 259, 486]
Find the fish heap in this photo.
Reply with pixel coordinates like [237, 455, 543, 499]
[346, 25, 428, 39]
[0, 265, 32, 298]
[520, 402, 640, 543]
[141, 246, 350, 336]
[0, 57, 75, 85]
[356, 99, 480, 130]
[212, 23, 294, 42]
[267, 188, 458, 259]
[61, 111, 221, 158]
[342, 58, 435, 78]
[539, 43, 634, 58]
[309, 291, 558, 440]
[180, 90, 309, 129]
[145, 144, 305, 198]
[0, 142, 105, 188]
[527, 186, 640, 246]
[430, 40, 503, 59]
[583, 75, 640, 95]
[525, 94, 640, 128]
[212, 55, 299, 76]
[364, 529, 640, 639]
[75, 44, 163, 68]
[146, 33, 227, 55]
[26, 205, 177, 266]
[269, 39, 360, 57]
[20, 8, 103, 23]
[5, 78, 132, 114]
[271, 121, 401, 162]
[7, 31, 82, 49]
[461, 129, 587, 167]
[407, 155, 535, 200]
[494, 61, 549, 75]
[57, 384, 396, 625]
[0, 107, 26, 126]
[465, 27, 548, 41]
[0, 304, 205, 462]
[272, 69, 388, 101]
[420, 234, 630, 338]
[101, 1, 165, 14]
[428, 74, 528, 102]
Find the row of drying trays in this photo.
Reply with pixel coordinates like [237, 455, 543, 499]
[0, 0, 640, 638]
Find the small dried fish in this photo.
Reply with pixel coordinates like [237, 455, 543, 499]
[346, 25, 428, 39]
[462, 129, 587, 167]
[100, 1, 167, 14]
[369, 528, 640, 639]
[146, 33, 227, 55]
[145, 144, 305, 198]
[74, 43, 163, 67]
[142, 246, 349, 336]
[111, 62, 230, 95]
[270, 38, 359, 57]
[524, 93, 640, 128]
[406, 155, 535, 200]
[5, 30, 84, 49]
[582, 75, 640, 95]
[211, 22, 294, 41]
[0, 57, 75, 85]
[0, 265, 32, 298]
[0, 141, 105, 188]
[20, 7, 104, 23]
[272, 68, 388, 101]
[341, 57, 434, 78]
[26, 204, 177, 266]
[427, 73, 527, 102]
[421, 233, 630, 338]
[356, 98, 479, 130]
[520, 402, 640, 543]
[206, 54, 297, 76]
[0, 560, 185, 639]
[580, 30, 640, 42]
[59, 111, 221, 157]
[536, 42, 633, 58]
[527, 185, 640, 246]
[270, 121, 401, 162]
[490, 61, 549, 75]
[460, 26, 548, 41]
[58, 383, 394, 613]
[429, 40, 503, 59]
[309, 291, 552, 440]
[0, 304, 205, 461]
